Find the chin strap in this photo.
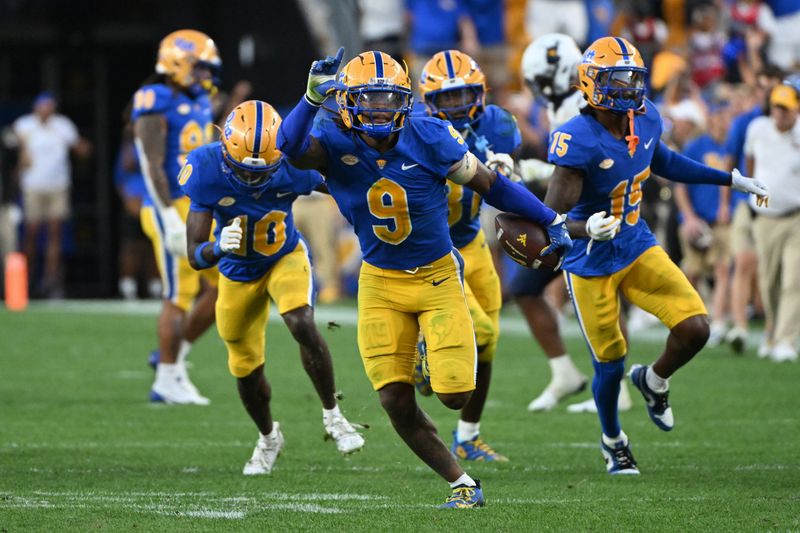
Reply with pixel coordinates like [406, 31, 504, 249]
[625, 108, 639, 157]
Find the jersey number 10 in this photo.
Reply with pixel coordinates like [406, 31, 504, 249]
[228, 211, 288, 257]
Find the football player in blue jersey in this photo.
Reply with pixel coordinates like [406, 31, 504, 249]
[183, 100, 365, 474]
[277, 47, 574, 508]
[414, 49, 517, 462]
[132, 30, 222, 405]
[544, 37, 768, 474]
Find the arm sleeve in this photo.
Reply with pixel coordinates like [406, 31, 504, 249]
[482, 171, 557, 226]
[651, 141, 731, 186]
[276, 96, 320, 158]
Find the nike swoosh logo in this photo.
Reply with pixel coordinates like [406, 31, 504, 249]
[401, 163, 419, 170]
[276, 191, 293, 198]
[644, 138, 654, 149]
[431, 277, 449, 286]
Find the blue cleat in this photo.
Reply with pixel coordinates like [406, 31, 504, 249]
[600, 435, 639, 475]
[451, 431, 508, 462]
[629, 364, 674, 431]
[413, 336, 433, 397]
[439, 479, 485, 509]
[148, 349, 159, 370]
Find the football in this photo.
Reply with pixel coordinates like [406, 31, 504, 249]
[494, 213, 560, 269]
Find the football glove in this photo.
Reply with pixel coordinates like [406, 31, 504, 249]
[731, 168, 769, 207]
[586, 211, 621, 241]
[518, 158, 555, 182]
[485, 150, 515, 178]
[161, 206, 188, 258]
[306, 46, 345, 105]
[540, 213, 573, 269]
[218, 218, 243, 254]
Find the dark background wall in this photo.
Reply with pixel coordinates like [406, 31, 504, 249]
[0, 0, 319, 296]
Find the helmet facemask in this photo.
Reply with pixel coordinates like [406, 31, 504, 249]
[344, 86, 413, 139]
[424, 85, 484, 130]
[589, 67, 647, 112]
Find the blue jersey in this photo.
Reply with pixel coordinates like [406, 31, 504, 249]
[681, 134, 729, 224]
[311, 115, 467, 270]
[180, 142, 323, 282]
[131, 83, 214, 206]
[548, 99, 663, 276]
[449, 105, 521, 248]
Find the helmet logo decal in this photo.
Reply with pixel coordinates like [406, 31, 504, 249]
[583, 50, 596, 63]
[174, 37, 196, 52]
[546, 45, 559, 64]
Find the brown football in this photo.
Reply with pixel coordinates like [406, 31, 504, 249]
[494, 213, 560, 269]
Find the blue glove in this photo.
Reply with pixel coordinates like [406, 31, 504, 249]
[541, 214, 573, 270]
[306, 47, 345, 105]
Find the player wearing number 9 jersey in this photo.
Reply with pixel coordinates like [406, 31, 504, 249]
[278, 48, 573, 508]
[545, 36, 769, 475]
[183, 100, 365, 475]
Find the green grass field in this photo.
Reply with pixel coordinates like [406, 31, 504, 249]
[1, 301, 798, 531]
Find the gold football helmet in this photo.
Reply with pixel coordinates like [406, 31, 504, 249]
[419, 50, 486, 129]
[577, 37, 647, 112]
[156, 29, 221, 93]
[335, 51, 413, 138]
[221, 100, 283, 191]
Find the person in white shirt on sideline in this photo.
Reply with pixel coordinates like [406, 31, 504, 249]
[744, 83, 800, 362]
[12, 92, 91, 298]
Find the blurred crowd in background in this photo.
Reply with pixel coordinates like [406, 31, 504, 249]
[1, 0, 799, 358]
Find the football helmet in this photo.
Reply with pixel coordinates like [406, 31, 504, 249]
[419, 50, 487, 129]
[156, 29, 222, 93]
[522, 33, 583, 102]
[577, 37, 647, 113]
[220, 100, 283, 193]
[335, 51, 413, 139]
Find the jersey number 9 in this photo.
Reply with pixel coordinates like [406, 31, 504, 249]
[367, 178, 413, 245]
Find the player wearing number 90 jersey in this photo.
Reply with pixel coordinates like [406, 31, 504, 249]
[545, 36, 768, 475]
[278, 48, 573, 508]
[184, 100, 365, 474]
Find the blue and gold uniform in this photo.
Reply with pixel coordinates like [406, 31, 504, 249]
[549, 98, 707, 362]
[132, 82, 217, 310]
[181, 142, 322, 377]
[311, 111, 478, 394]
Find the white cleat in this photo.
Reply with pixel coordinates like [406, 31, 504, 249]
[567, 381, 633, 413]
[770, 343, 798, 363]
[177, 364, 210, 405]
[758, 338, 773, 359]
[243, 423, 285, 475]
[725, 327, 747, 354]
[528, 372, 588, 412]
[150, 365, 207, 405]
[707, 322, 728, 347]
[324, 413, 365, 454]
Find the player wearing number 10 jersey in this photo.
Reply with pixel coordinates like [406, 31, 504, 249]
[182, 100, 364, 475]
[278, 48, 573, 508]
[545, 37, 768, 475]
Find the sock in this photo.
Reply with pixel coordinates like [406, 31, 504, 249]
[449, 473, 476, 488]
[322, 404, 341, 424]
[646, 366, 669, 393]
[602, 429, 628, 448]
[549, 353, 578, 377]
[154, 363, 178, 387]
[260, 424, 278, 440]
[177, 340, 192, 366]
[456, 420, 480, 442]
[592, 358, 624, 438]
[119, 277, 137, 300]
[147, 278, 162, 299]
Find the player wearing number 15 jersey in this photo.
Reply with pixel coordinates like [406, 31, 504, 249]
[278, 48, 573, 508]
[183, 100, 364, 475]
[545, 36, 769, 475]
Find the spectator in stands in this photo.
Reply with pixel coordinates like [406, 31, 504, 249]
[687, 3, 727, 90]
[464, 0, 508, 98]
[724, 65, 784, 354]
[525, 0, 588, 47]
[584, 0, 615, 44]
[358, 0, 405, 59]
[722, 0, 776, 84]
[744, 83, 800, 362]
[674, 104, 733, 346]
[406, 0, 478, 96]
[12, 92, 91, 298]
[765, 0, 800, 70]
[614, 2, 668, 71]
[114, 126, 160, 300]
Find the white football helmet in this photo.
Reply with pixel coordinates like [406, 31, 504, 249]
[522, 33, 583, 102]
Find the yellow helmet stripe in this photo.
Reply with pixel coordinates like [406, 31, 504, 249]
[252, 101, 264, 157]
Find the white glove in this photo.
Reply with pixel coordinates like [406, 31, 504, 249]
[586, 211, 621, 241]
[518, 158, 555, 182]
[485, 150, 515, 177]
[218, 218, 243, 253]
[161, 206, 187, 257]
[731, 168, 769, 207]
